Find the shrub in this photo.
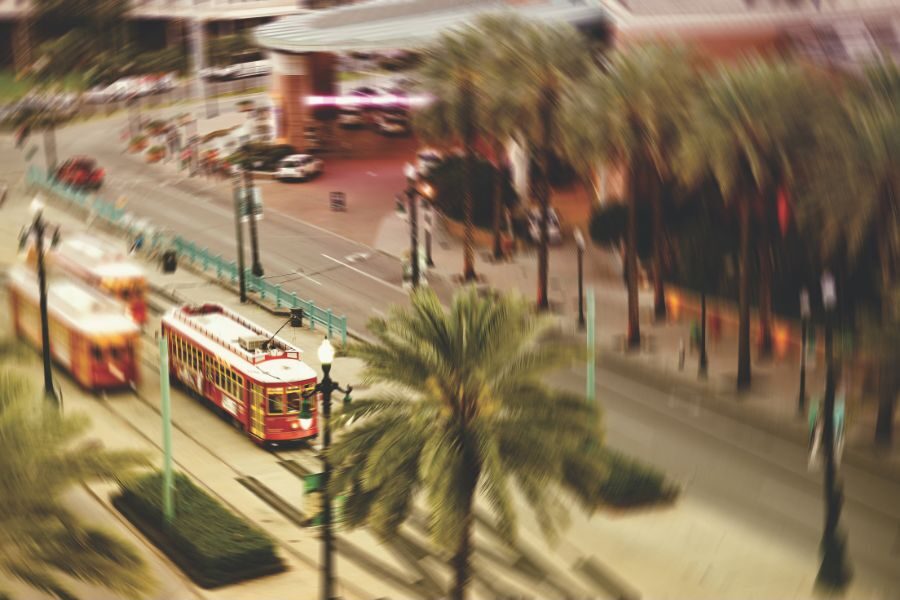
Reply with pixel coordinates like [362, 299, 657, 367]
[597, 449, 679, 508]
[429, 156, 518, 230]
[128, 135, 148, 152]
[114, 472, 284, 588]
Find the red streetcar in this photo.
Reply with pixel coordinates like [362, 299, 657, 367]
[8, 266, 141, 390]
[29, 233, 148, 325]
[55, 156, 104, 190]
[161, 303, 319, 445]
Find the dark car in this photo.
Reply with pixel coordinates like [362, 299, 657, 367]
[55, 157, 104, 190]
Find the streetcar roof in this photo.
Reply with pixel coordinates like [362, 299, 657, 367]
[162, 304, 318, 385]
[52, 234, 145, 280]
[8, 266, 139, 335]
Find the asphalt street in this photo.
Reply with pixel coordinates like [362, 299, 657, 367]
[4, 107, 900, 597]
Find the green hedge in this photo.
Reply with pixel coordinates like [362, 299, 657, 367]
[598, 449, 679, 509]
[114, 472, 284, 588]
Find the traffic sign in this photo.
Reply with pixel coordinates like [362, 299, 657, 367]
[240, 187, 263, 221]
[330, 191, 346, 212]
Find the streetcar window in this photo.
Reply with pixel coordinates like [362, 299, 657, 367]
[268, 389, 284, 414]
[91, 346, 103, 361]
[286, 390, 302, 413]
[109, 347, 120, 360]
[121, 289, 131, 301]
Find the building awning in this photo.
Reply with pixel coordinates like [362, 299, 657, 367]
[254, 0, 609, 53]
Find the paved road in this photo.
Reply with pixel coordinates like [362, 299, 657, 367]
[7, 112, 900, 597]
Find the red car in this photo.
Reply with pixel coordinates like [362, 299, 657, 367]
[55, 157, 104, 190]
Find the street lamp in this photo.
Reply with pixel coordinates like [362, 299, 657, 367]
[404, 162, 420, 289]
[798, 287, 810, 416]
[19, 196, 59, 405]
[230, 169, 248, 303]
[816, 271, 852, 591]
[243, 164, 264, 277]
[574, 228, 586, 330]
[300, 337, 352, 600]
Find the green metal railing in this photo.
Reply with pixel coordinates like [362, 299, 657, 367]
[27, 166, 349, 345]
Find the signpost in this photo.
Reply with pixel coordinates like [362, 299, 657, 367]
[330, 191, 346, 212]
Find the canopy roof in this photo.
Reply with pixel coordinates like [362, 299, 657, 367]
[254, 0, 609, 53]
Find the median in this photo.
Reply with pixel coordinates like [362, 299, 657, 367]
[113, 471, 285, 588]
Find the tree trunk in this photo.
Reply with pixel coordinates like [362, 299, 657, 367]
[451, 445, 480, 600]
[535, 86, 556, 311]
[461, 78, 476, 282]
[652, 178, 667, 321]
[492, 141, 505, 261]
[625, 162, 641, 350]
[699, 289, 708, 379]
[737, 194, 752, 391]
[758, 233, 774, 360]
[874, 370, 895, 447]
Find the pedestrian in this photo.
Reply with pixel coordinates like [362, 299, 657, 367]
[690, 320, 700, 353]
[678, 338, 686, 371]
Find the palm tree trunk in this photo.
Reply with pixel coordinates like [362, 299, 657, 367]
[758, 234, 774, 360]
[451, 510, 474, 600]
[875, 369, 895, 447]
[625, 162, 641, 350]
[699, 288, 708, 379]
[536, 87, 556, 311]
[492, 142, 506, 261]
[737, 194, 752, 391]
[652, 178, 667, 321]
[461, 78, 476, 282]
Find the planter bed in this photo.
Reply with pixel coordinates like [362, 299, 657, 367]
[113, 471, 285, 588]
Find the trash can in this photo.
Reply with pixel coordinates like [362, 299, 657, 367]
[162, 250, 178, 273]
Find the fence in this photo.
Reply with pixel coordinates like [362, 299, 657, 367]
[26, 166, 349, 345]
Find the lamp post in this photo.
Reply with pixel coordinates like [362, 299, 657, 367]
[575, 228, 586, 330]
[799, 288, 810, 416]
[20, 197, 58, 404]
[816, 271, 852, 590]
[300, 338, 352, 600]
[421, 182, 435, 267]
[230, 169, 247, 303]
[404, 162, 420, 289]
[243, 165, 264, 277]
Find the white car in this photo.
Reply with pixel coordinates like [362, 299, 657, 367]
[527, 206, 562, 245]
[374, 112, 410, 136]
[275, 154, 323, 182]
[338, 107, 364, 127]
[415, 148, 443, 177]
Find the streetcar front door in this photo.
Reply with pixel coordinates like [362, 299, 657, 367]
[249, 384, 265, 439]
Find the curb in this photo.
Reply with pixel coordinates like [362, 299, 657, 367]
[597, 349, 900, 484]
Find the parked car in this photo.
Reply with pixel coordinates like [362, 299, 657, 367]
[374, 111, 410, 136]
[526, 206, 562, 245]
[415, 148, 444, 177]
[55, 156, 104, 190]
[338, 106, 364, 127]
[274, 154, 323, 181]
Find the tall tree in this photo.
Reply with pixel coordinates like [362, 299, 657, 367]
[415, 25, 495, 282]
[0, 364, 154, 599]
[561, 44, 697, 347]
[795, 60, 900, 441]
[678, 59, 830, 390]
[479, 14, 594, 310]
[329, 288, 608, 600]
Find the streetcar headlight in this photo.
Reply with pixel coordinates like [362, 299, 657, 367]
[291, 421, 299, 430]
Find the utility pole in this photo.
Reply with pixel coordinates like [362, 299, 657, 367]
[231, 170, 247, 303]
[575, 229, 586, 330]
[34, 204, 56, 404]
[799, 288, 810, 416]
[404, 163, 419, 289]
[243, 167, 264, 277]
[159, 334, 175, 524]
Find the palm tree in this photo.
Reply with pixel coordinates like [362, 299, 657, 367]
[329, 288, 608, 600]
[678, 58, 831, 391]
[477, 14, 594, 310]
[561, 44, 698, 348]
[0, 363, 154, 599]
[415, 25, 496, 282]
[794, 60, 899, 440]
